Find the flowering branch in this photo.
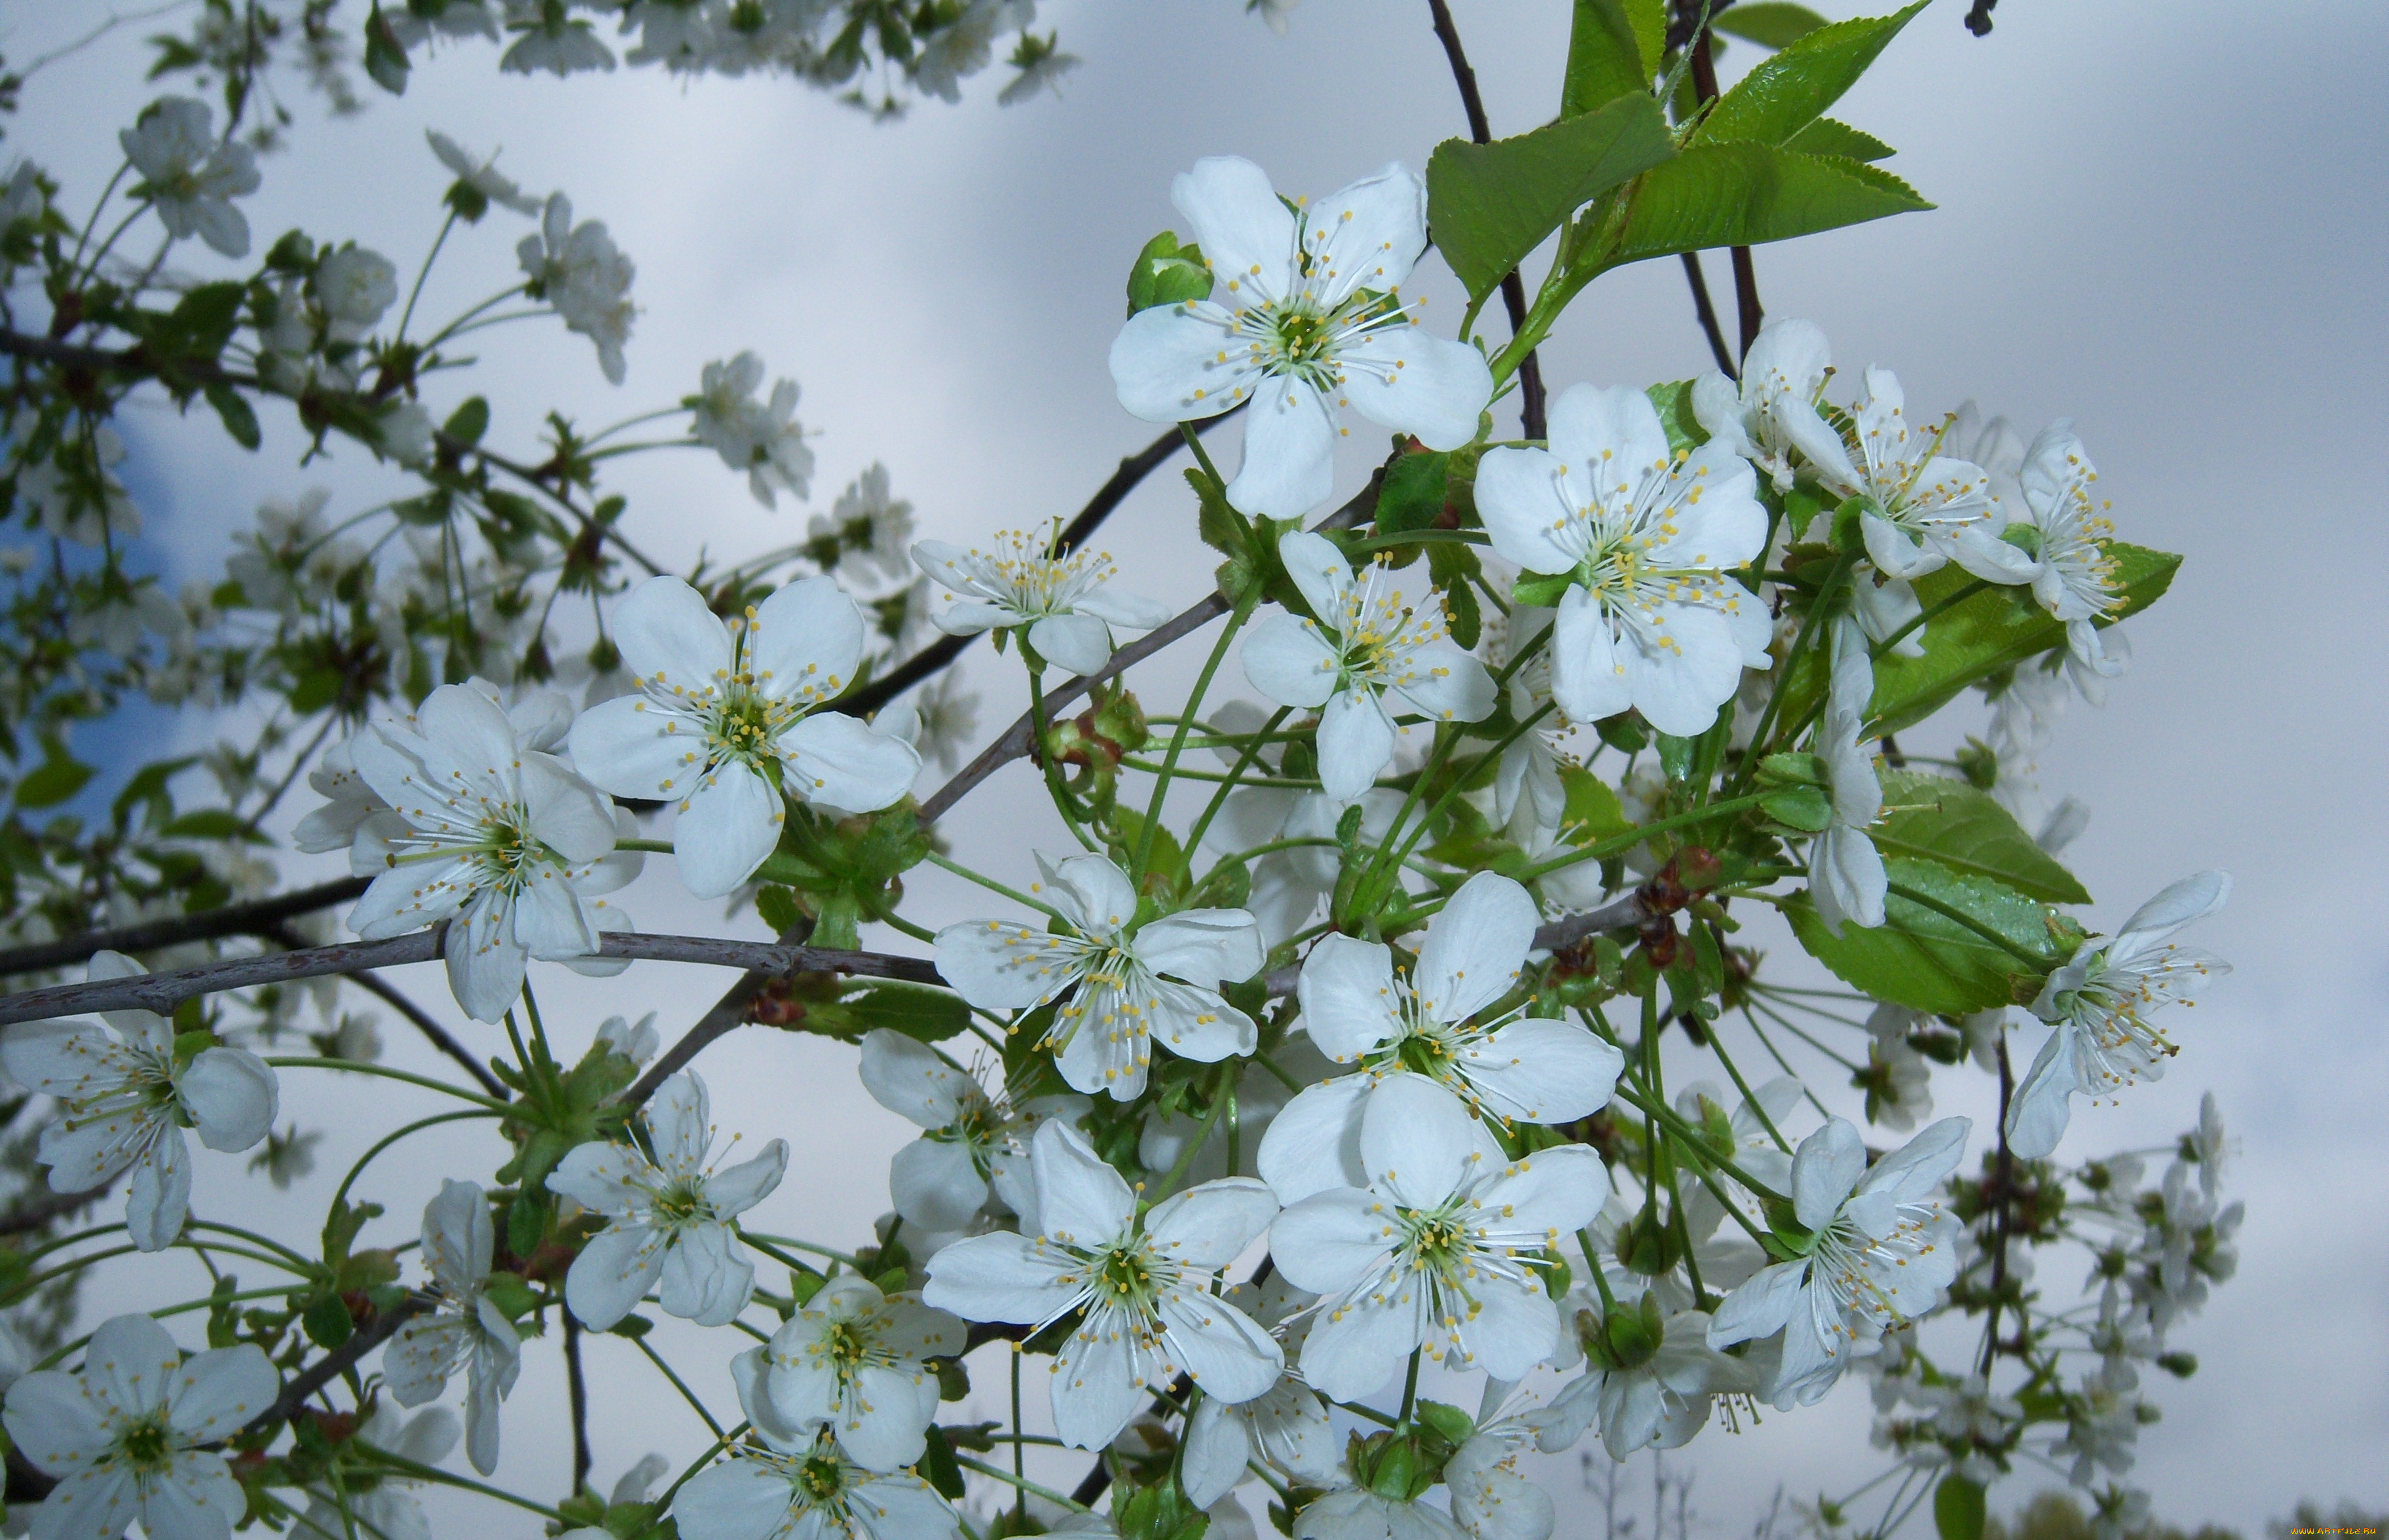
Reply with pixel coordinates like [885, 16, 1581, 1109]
[0, 874, 371, 978]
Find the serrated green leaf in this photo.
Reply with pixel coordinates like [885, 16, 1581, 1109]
[1762, 784, 1832, 832]
[301, 1294, 354, 1349]
[1562, 0, 1652, 115]
[204, 381, 260, 449]
[1711, 2, 1832, 48]
[1374, 449, 1452, 536]
[809, 981, 971, 1044]
[1425, 94, 1675, 302]
[919, 1425, 966, 1500]
[1785, 117, 1896, 162]
[1645, 379, 1705, 451]
[1607, 143, 1930, 268]
[754, 883, 804, 937]
[1695, 1, 1929, 148]
[1871, 770, 2090, 904]
[1773, 544, 2181, 739]
[1785, 856, 2051, 1014]
[1559, 765, 1631, 843]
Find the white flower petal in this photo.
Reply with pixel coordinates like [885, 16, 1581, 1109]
[673, 761, 783, 898]
[1413, 872, 1537, 1024]
[1337, 329, 1492, 451]
[1227, 376, 1337, 520]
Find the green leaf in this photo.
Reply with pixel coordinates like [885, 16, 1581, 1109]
[1785, 856, 2054, 1015]
[1933, 1474, 1987, 1540]
[1425, 94, 1675, 302]
[1711, 2, 1832, 48]
[203, 381, 260, 450]
[1872, 770, 2091, 904]
[1125, 230, 1211, 316]
[919, 1425, 966, 1501]
[301, 1294, 354, 1349]
[1606, 143, 1930, 268]
[363, 3, 411, 94]
[1644, 379, 1705, 451]
[15, 754, 93, 810]
[1559, 765, 1632, 843]
[1761, 784, 1832, 832]
[442, 395, 490, 448]
[1695, 1, 1929, 148]
[1562, 0, 1652, 115]
[1785, 117, 1897, 162]
[1374, 449, 1453, 536]
[1847, 543, 2180, 737]
[161, 809, 267, 844]
[774, 980, 959, 1044]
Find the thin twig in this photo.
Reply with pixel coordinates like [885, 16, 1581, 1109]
[1257, 887, 1654, 995]
[0, 1182, 111, 1236]
[0, 930, 941, 1027]
[0, 875, 372, 979]
[565, 1313, 593, 1494]
[1686, 34, 1764, 358]
[917, 462, 1390, 826]
[1679, 253, 1737, 376]
[240, 1297, 431, 1438]
[264, 923, 506, 1099]
[1425, 0, 1546, 439]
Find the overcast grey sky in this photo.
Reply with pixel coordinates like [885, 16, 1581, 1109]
[3, 0, 2384, 1532]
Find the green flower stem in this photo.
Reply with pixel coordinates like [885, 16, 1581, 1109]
[262, 1059, 515, 1113]
[1699, 1028, 1795, 1155]
[1179, 421, 1229, 487]
[1250, 1050, 1306, 1095]
[1867, 578, 1990, 663]
[1396, 1347, 1423, 1428]
[923, 851, 1067, 922]
[1577, 1228, 1620, 1313]
[185, 1219, 322, 1272]
[1514, 789, 1778, 881]
[1134, 594, 1256, 883]
[951, 1455, 1091, 1514]
[331, 1110, 509, 1220]
[1372, 698, 1556, 894]
[654, 1423, 750, 1511]
[1182, 703, 1294, 863]
[1733, 550, 1857, 791]
[1610, 1081, 1788, 1204]
[1150, 1060, 1238, 1206]
[1117, 759, 1324, 790]
[360, 1448, 567, 1522]
[737, 1228, 868, 1272]
[395, 207, 459, 344]
[1026, 661, 1100, 853]
[1738, 1006, 1839, 1122]
[8, 1243, 139, 1313]
[633, 1332, 727, 1439]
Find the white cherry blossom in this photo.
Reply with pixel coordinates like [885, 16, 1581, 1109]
[922, 1120, 1282, 1449]
[1445, 1420, 1555, 1540]
[1707, 1116, 1969, 1408]
[384, 1180, 521, 1475]
[1809, 368, 2039, 587]
[426, 130, 544, 217]
[568, 574, 920, 898]
[1297, 1487, 1464, 1540]
[546, 1071, 788, 1329]
[3, 1313, 275, 1540]
[315, 247, 398, 343]
[2006, 872, 2230, 1160]
[856, 1029, 1087, 1232]
[673, 1430, 957, 1540]
[1475, 382, 1770, 736]
[1109, 156, 1492, 519]
[910, 527, 1171, 676]
[1690, 318, 1850, 494]
[1259, 873, 1622, 1205]
[817, 463, 913, 579]
[3, 951, 276, 1253]
[517, 193, 635, 382]
[120, 97, 260, 257]
[1527, 1296, 1750, 1461]
[1270, 1076, 1608, 1399]
[1198, 775, 1403, 947]
[1811, 619, 1887, 936]
[741, 1274, 963, 1471]
[690, 352, 813, 507]
[933, 852, 1262, 1100]
[341, 680, 638, 1022]
[2013, 424, 2130, 689]
[1181, 1372, 1337, 1509]
[299, 1405, 459, 1540]
[1241, 533, 1494, 799]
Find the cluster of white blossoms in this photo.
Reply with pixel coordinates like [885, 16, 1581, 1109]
[0, 76, 2246, 1539]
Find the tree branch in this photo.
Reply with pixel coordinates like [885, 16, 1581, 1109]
[0, 929, 940, 1027]
[835, 414, 1234, 722]
[0, 1181, 111, 1236]
[917, 462, 1390, 826]
[241, 1297, 430, 1438]
[263, 923, 507, 1099]
[1686, 31, 1764, 358]
[1425, 0, 1546, 439]
[0, 875, 372, 979]
[1679, 252, 1737, 377]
